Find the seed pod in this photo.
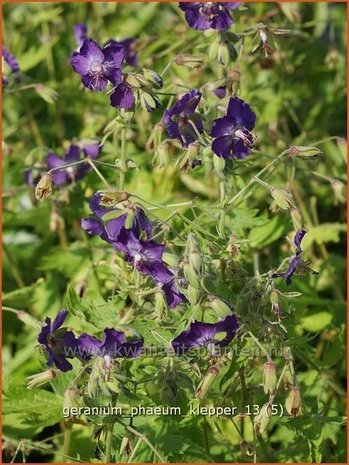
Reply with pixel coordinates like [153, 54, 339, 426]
[207, 296, 232, 318]
[27, 369, 57, 389]
[195, 365, 219, 399]
[187, 233, 203, 276]
[285, 386, 302, 417]
[288, 145, 322, 158]
[139, 90, 160, 112]
[187, 284, 200, 305]
[263, 361, 277, 394]
[98, 189, 130, 207]
[254, 403, 271, 434]
[271, 188, 296, 210]
[120, 436, 132, 456]
[175, 54, 204, 69]
[35, 173, 52, 201]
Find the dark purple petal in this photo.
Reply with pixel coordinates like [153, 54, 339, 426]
[134, 208, 153, 238]
[74, 23, 88, 48]
[110, 82, 135, 109]
[107, 38, 138, 66]
[162, 281, 186, 308]
[105, 214, 128, 240]
[212, 135, 234, 159]
[179, 3, 236, 31]
[294, 229, 306, 252]
[81, 217, 105, 236]
[231, 139, 252, 159]
[227, 96, 256, 131]
[83, 141, 101, 159]
[81, 73, 108, 91]
[2, 46, 20, 73]
[46, 152, 65, 170]
[213, 85, 227, 99]
[64, 144, 81, 163]
[51, 310, 69, 332]
[214, 314, 239, 346]
[70, 52, 91, 76]
[89, 192, 115, 218]
[49, 353, 73, 372]
[210, 116, 236, 138]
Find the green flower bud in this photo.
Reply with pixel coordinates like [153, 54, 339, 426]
[27, 369, 57, 389]
[207, 296, 232, 318]
[154, 142, 170, 167]
[119, 436, 132, 456]
[125, 73, 145, 88]
[209, 40, 237, 66]
[195, 365, 219, 399]
[290, 208, 303, 231]
[288, 145, 322, 158]
[142, 68, 163, 88]
[187, 284, 200, 305]
[35, 173, 52, 201]
[139, 90, 160, 112]
[174, 54, 204, 68]
[213, 154, 226, 176]
[254, 403, 271, 434]
[271, 188, 296, 210]
[187, 233, 203, 275]
[155, 289, 168, 321]
[285, 386, 302, 417]
[331, 179, 346, 205]
[63, 387, 80, 419]
[263, 361, 277, 395]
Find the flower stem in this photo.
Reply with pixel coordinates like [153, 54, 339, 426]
[62, 422, 72, 461]
[86, 158, 111, 188]
[104, 422, 114, 463]
[119, 127, 127, 190]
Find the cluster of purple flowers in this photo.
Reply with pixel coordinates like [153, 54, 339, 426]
[37, 310, 143, 372]
[81, 192, 185, 308]
[70, 24, 162, 111]
[164, 91, 256, 159]
[272, 230, 318, 285]
[2, 45, 20, 85]
[38, 309, 239, 372]
[25, 140, 101, 188]
[179, 2, 240, 31]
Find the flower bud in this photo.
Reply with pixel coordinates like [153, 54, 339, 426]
[125, 73, 145, 88]
[155, 289, 168, 321]
[290, 208, 303, 231]
[139, 90, 161, 112]
[285, 386, 302, 417]
[154, 142, 170, 167]
[195, 365, 219, 399]
[213, 154, 226, 176]
[331, 179, 346, 205]
[35, 84, 58, 104]
[97, 189, 130, 207]
[27, 369, 57, 389]
[254, 403, 271, 434]
[271, 188, 295, 210]
[120, 436, 132, 456]
[63, 387, 80, 418]
[209, 40, 237, 66]
[35, 173, 52, 201]
[187, 233, 203, 275]
[174, 54, 204, 69]
[142, 68, 163, 88]
[187, 284, 200, 305]
[263, 361, 277, 395]
[288, 146, 322, 158]
[207, 296, 232, 318]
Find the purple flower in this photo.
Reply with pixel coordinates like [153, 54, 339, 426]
[2, 46, 20, 85]
[272, 229, 318, 285]
[117, 229, 174, 284]
[109, 79, 135, 109]
[106, 38, 138, 66]
[171, 314, 239, 355]
[179, 2, 240, 31]
[2, 46, 20, 73]
[213, 85, 227, 99]
[82, 141, 101, 159]
[211, 96, 256, 159]
[163, 90, 203, 148]
[37, 310, 78, 372]
[160, 280, 186, 308]
[77, 328, 143, 359]
[70, 39, 124, 91]
[74, 23, 88, 49]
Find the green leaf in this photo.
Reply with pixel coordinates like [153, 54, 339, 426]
[300, 312, 333, 332]
[248, 215, 291, 248]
